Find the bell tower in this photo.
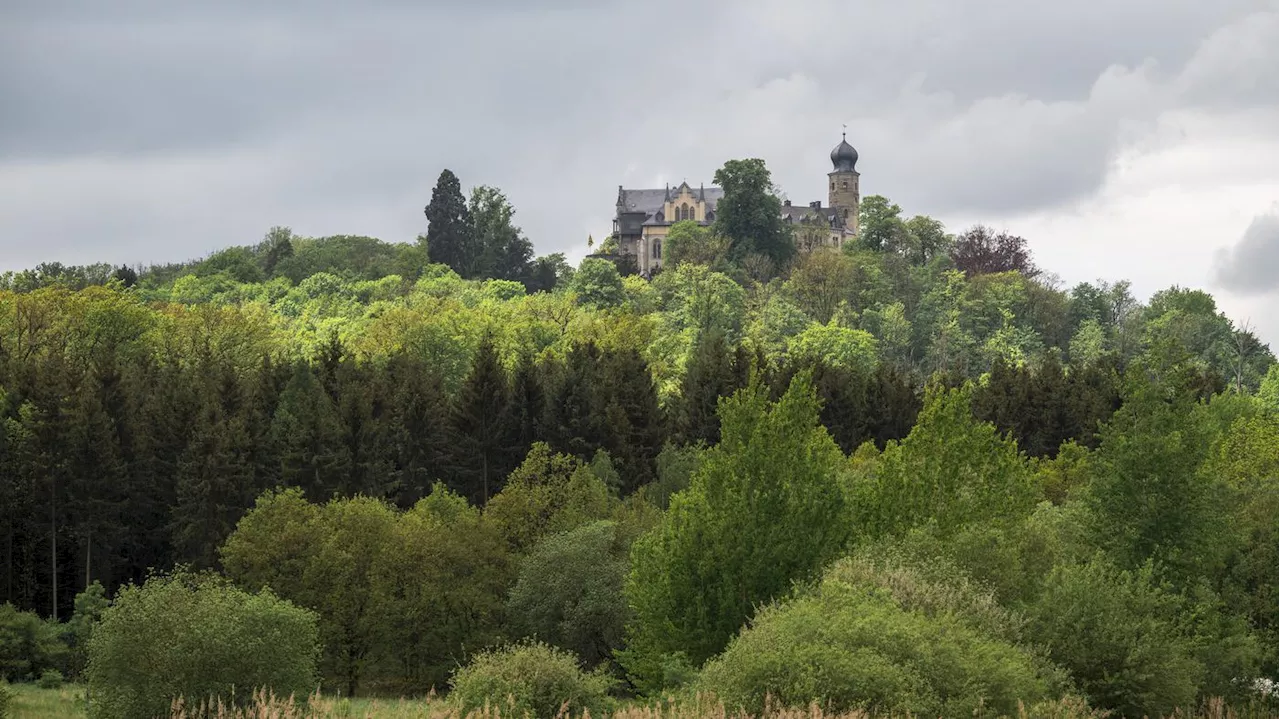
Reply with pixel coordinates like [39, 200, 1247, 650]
[828, 129, 860, 236]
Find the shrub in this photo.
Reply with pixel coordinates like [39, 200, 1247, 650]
[696, 554, 1063, 717]
[86, 570, 320, 719]
[0, 680, 10, 719]
[0, 603, 67, 682]
[1023, 556, 1205, 718]
[450, 641, 616, 719]
[37, 668, 63, 689]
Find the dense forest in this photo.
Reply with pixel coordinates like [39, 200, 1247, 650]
[0, 161, 1275, 718]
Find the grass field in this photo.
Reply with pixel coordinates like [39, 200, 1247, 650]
[6, 683, 446, 719]
[4, 684, 1276, 719]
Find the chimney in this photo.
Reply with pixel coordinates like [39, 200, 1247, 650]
[810, 200, 821, 209]
[783, 199, 791, 207]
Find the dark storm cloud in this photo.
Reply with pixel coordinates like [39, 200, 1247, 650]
[1211, 207, 1280, 296]
[0, 0, 1276, 271]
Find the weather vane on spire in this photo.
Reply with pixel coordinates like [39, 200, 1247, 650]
[842, 123, 847, 140]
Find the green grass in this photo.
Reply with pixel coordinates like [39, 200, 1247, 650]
[7, 682, 87, 719]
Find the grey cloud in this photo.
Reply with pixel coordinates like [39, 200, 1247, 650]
[1211, 206, 1280, 296]
[0, 0, 1277, 272]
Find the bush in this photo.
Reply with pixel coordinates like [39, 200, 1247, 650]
[0, 680, 10, 719]
[696, 554, 1064, 717]
[0, 603, 68, 682]
[1023, 556, 1205, 718]
[450, 641, 616, 719]
[86, 570, 320, 719]
[37, 668, 63, 689]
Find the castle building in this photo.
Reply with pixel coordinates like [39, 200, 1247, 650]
[611, 133, 861, 273]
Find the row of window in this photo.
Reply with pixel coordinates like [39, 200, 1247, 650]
[672, 203, 696, 222]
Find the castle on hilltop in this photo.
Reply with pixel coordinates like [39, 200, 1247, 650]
[611, 133, 861, 274]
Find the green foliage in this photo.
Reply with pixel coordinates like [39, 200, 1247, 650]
[787, 321, 878, 373]
[425, 169, 474, 278]
[1024, 557, 1203, 718]
[36, 668, 62, 689]
[662, 221, 730, 271]
[1084, 376, 1228, 584]
[696, 553, 1061, 717]
[66, 581, 108, 679]
[506, 520, 629, 668]
[1258, 362, 1278, 413]
[0, 604, 66, 683]
[712, 159, 793, 270]
[85, 569, 319, 719]
[621, 375, 850, 694]
[0, 680, 8, 719]
[484, 443, 615, 553]
[449, 641, 616, 719]
[222, 485, 513, 694]
[857, 383, 1036, 541]
[570, 258, 626, 308]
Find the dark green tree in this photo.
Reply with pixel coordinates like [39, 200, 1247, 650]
[386, 353, 451, 507]
[597, 348, 665, 493]
[449, 336, 514, 504]
[424, 169, 474, 277]
[712, 159, 793, 270]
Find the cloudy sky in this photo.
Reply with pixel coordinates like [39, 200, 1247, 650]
[2, 0, 1277, 346]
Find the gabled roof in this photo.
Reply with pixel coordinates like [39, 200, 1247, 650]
[616, 185, 725, 215]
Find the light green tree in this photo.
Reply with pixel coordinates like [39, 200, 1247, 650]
[620, 375, 850, 694]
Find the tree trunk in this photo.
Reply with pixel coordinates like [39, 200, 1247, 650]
[50, 477, 57, 620]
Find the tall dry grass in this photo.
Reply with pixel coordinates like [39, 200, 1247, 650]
[165, 690, 1277, 719]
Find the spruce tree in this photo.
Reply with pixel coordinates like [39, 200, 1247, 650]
[450, 336, 514, 504]
[270, 362, 352, 501]
[671, 331, 741, 447]
[170, 378, 254, 569]
[597, 348, 664, 494]
[387, 353, 451, 507]
[508, 350, 547, 465]
[336, 361, 397, 499]
[424, 169, 474, 277]
[544, 343, 606, 461]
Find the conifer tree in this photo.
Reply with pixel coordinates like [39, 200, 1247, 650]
[424, 169, 474, 276]
[508, 350, 547, 464]
[450, 336, 514, 504]
[170, 378, 254, 568]
[337, 362, 397, 499]
[270, 362, 352, 500]
[597, 348, 664, 494]
[387, 353, 451, 507]
[672, 331, 743, 446]
[544, 343, 606, 461]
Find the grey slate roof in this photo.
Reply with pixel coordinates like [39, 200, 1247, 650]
[617, 186, 725, 215]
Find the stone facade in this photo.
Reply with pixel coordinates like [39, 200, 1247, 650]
[611, 134, 861, 273]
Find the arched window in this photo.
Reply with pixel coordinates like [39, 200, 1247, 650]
[681, 203, 690, 221]
[841, 181, 848, 189]
[653, 239, 662, 259]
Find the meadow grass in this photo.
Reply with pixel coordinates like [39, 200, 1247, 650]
[4, 685, 1276, 719]
[7, 682, 87, 719]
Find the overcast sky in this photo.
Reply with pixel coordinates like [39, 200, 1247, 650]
[2, 0, 1277, 347]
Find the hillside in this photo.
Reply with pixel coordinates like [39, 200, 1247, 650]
[0, 162, 1276, 716]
